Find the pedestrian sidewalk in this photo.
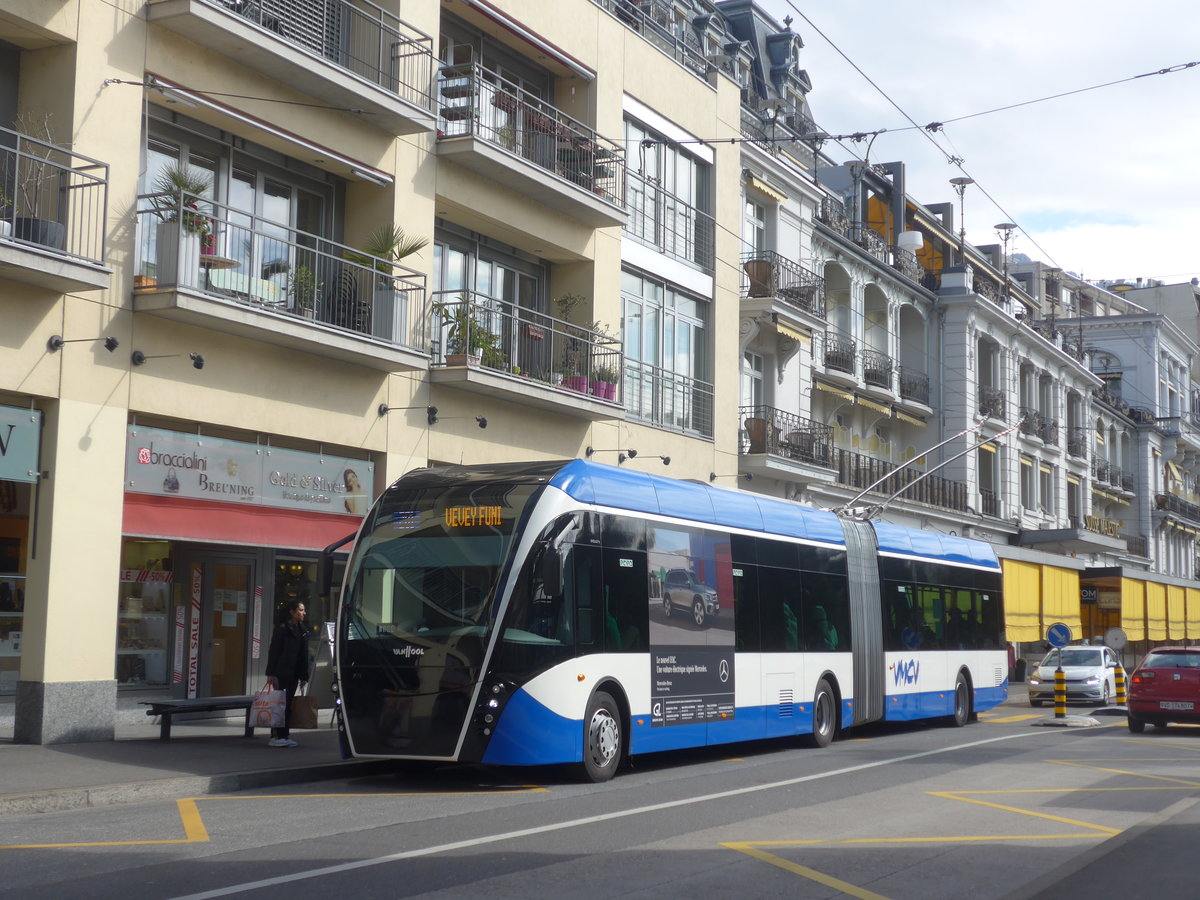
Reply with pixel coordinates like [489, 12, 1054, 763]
[0, 708, 394, 817]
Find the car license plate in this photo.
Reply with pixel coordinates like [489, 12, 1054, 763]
[1159, 701, 1195, 711]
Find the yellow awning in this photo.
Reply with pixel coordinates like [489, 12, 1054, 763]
[894, 410, 926, 427]
[1168, 585, 1186, 640]
[1042, 566, 1082, 636]
[746, 174, 787, 203]
[1166, 460, 1183, 483]
[775, 321, 811, 344]
[1146, 581, 1167, 641]
[1002, 560, 1042, 641]
[856, 396, 891, 414]
[979, 442, 997, 453]
[1121, 578, 1146, 642]
[814, 381, 854, 402]
[1067, 474, 1080, 485]
[1187, 587, 1200, 640]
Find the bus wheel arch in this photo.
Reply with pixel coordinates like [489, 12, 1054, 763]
[580, 681, 629, 783]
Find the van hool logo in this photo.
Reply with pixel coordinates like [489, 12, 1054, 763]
[392, 645, 425, 658]
[137, 443, 208, 471]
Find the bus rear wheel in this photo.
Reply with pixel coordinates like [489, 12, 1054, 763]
[948, 673, 970, 727]
[581, 690, 623, 783]
[807, 678, 836, 748]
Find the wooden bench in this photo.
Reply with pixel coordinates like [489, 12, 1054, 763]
[141, 695, 258, 741]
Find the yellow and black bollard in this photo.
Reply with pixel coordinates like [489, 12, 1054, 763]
[1054, 666, 1067, 718]
[1115, 664, 1127, 706]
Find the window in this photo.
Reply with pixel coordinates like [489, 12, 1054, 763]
[742, 352, 764, 409]
[1020, 455, 1035, 511]
[622, 268, 712, 435]
[1039, 463, 1055, 514]
[624, 117, 712, 268]
[744, 200, 766, 253]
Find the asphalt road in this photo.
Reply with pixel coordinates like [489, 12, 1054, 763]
[3, 703, 1197, 900]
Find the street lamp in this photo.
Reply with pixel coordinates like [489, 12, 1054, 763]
[950, 176, 974, 263]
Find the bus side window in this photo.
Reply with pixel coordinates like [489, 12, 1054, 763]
[571, 545, 603, 650]
[601, 548, 648, 652]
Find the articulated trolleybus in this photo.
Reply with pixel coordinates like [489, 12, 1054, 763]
[333, 460, 1007, 781]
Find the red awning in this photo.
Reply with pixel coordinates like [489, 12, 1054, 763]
[122, 493, 360, 551]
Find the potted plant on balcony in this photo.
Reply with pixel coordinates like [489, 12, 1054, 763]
[149, 162, 212, 289]
[12, 112, 67, 250]
[435, 293, 500, 366]
[592, 361, 619, 401]
[344, 224, 428, 342]
[288, 264, 323, 319]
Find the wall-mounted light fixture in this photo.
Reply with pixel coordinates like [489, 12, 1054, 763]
[47, 334, 119, 353]
[586, 446, 636, 464]
[132, 350, 204, 370]
[710, 472, 752, 482]
[379, 404, 439, 425]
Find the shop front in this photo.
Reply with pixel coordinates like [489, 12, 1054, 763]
[121, 426, 371, 700]
[0, 404, 40, 695]
[1081, 567, 1200, 665]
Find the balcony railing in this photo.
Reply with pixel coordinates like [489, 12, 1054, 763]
[822, 331, 856, 375]
[817, 197, 852, 238]
[1039, 417, 1059, 446]
[891, 246, 926, 283]
[624, 358, 713, 437]
[0, 124, 108, 263]
[1093, 458, 1133, 492]
[979, 386, 1005, 420]
[855, 226, 888, 261]
[429, 290, 621, 400]
[835, 449, 970, 514]
[1094, 385, 1131, 416]
[739, 405, 834, 466]
[1018, 407, 1041, 438]
[898, 366, 930, 405]
[136, 190, 426, 347]
[625, 170, 714, 271]
[973, 277, 1005, 307]
[437, 63, 625, 205]
[979, 487, 999, 518]
[862, 349, 893, 390]
[201, 0, 435, 112]
[740, 250, 825, 317]
[1123, 534, 1148, 557]
[590, 0, 710, 78]
[1155, 492, 1200, 524]
[1066, 426, 1089, 459]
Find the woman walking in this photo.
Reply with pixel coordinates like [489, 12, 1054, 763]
[265, 600, 309, 747]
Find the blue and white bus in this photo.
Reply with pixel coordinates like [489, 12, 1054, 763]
[332, 460, 1007, 781]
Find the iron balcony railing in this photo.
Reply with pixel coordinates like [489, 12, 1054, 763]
[739, 405, 834, 467]
[973, 277, 1004, 307]
[624, 358, 713, 438]
[1128, 406, 1157, 425]
[429, 289, 622, 402]
[1019, 407, 1042, 438]
[1039, 417, 1060, 446]
[898, 366, 930, 405]
[1094, 384, 1131, 416]
[196, 0, 435, 111]
[437, 63, 625, 205]
[1093, 458, 1134, 492]
[1123, 534, 1148, 557]
[891, 246, 926, 282]
[862, 349, 893, 390]
[0, 123, 108, 263]
[624, 170, 714, 271]
[136, 190, 426, 347]
[590, 0, 710, 78]
[740, 250, 825, 317]
[822, 331, 856, 375]
[817, 196, 852, 239]
[979, 487, 999, 518]
[979, 386, 1005, 420]
[1155, 492, 1200, 524]
[835, 448, 970, 514]
[855, 226, 888, 261]
[1067, 426, 1089, 459]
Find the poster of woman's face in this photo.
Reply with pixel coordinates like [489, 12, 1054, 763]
[343, 468, 366, 515]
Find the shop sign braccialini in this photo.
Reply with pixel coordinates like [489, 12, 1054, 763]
[124, 426, 373, 515]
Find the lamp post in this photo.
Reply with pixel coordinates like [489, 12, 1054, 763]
[995, 222, 1016, 307]
[950, 176, 974, 264]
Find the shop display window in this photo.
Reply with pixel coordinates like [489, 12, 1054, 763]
[0, 482, 29, 695]
[117, 539, 173, 688]
[0, 574, 24, 694]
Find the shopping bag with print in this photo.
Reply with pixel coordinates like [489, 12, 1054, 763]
[251, 686, 286, 728]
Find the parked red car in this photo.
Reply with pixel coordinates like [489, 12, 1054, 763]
[1127, 646, 1200, 733]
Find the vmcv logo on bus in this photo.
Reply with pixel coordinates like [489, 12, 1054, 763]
[893, 659, 920, 685]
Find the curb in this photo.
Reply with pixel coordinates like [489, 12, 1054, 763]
[0, 758, 398, 817]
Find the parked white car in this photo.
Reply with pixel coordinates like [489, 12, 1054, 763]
[1028, 645, 1120, 706]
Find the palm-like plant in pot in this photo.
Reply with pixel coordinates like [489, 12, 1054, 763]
[435, 292, 501, 366]
[344, 224, 428, 341]
[149, 163, 213, 288]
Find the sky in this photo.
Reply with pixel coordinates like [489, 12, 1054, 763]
[757, 0, 1200, 286]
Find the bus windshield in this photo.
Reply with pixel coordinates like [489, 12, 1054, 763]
[343, 479, 540, 651]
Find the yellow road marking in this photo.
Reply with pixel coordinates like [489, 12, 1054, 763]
[1047, 760, 1200, 787]
[722, 842, 892, 900]
[984, 713, 1043, 723]
[0, 799, 209, 850]
[220, 787, 548, 799]
[928, 791, 1120, 834]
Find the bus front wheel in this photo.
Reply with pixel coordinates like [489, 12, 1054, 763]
[582, 690, 623, 783]
[807, 678, 836, 748]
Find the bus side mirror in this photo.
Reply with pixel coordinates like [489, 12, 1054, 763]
[540, 546, 563, 597]
[318, 532, 357, 601]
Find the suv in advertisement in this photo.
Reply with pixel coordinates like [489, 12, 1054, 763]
[661, 569, 719, 626]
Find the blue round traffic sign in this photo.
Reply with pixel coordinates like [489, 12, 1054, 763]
[1046, 622, 1072, 648]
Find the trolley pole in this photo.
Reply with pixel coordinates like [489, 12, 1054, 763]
[1054, 665, 1067, 719]
[1115, 663, 1127, 706]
